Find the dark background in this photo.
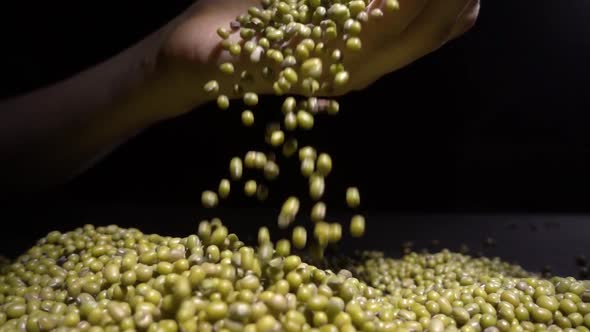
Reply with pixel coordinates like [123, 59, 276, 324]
[1, 1, 590, 275]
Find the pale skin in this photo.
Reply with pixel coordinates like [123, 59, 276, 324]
[0, 0, 480, 192]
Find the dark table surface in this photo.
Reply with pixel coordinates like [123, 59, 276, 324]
[1, 201, 589, 278]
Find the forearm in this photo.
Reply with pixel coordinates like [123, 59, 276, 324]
[0, 18, 215, 192]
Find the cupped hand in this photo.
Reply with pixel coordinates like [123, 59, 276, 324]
[160, 0, 480, 99]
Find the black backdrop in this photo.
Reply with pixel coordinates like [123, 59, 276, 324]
[3, 1, 590, 211]
[1, 1, 590, 272]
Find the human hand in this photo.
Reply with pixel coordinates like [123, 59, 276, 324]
[0, 0, 480, 191]
[158, 0, 480, 108]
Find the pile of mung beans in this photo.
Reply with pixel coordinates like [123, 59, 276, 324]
[1, 222, 590, 331]
[3, 0, 590, 331]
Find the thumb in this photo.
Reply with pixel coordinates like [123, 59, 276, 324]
[449, 0, 480, 41]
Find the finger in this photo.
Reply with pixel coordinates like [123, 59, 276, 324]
[382, 0, 471, 72]
[366, 0, 429, 36]
[395, 0, 472, 54]
[358, 0, 429, 64]
[352, 0, 470, 90]
[449, 0, 480, 40]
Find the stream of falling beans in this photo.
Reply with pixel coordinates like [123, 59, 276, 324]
[199, 0, 376, 258]
[2, 0, 590, 331]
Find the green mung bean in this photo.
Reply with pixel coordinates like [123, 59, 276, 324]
[217, 95, 230, 110]
[217, 27, 230, 39]
[350, 215, 365, 237]
[230, 157, 243, 180]
[386, 0, 400, 11]
[229, 43, 242, 56]
[301, 157, 315, 177]
[309, 174, 325, 200]
[203, 80, 219, 95]
[334, 70, 350, 86]
[220, 62, 235, 75]
[264, 161, 280, 180]
[241, 110, 255, 127]
[301, 58, 323, 79]
[244, 180, 258, 197]
[297, 110, 314, 130]
[316, 153, 332, 176]
[284, 112, 297, 131]
[243, 92, 259, 106]
[291, 226, 307, 249]
[270, 130, 285, 147]
[201, 191, 219, 208]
